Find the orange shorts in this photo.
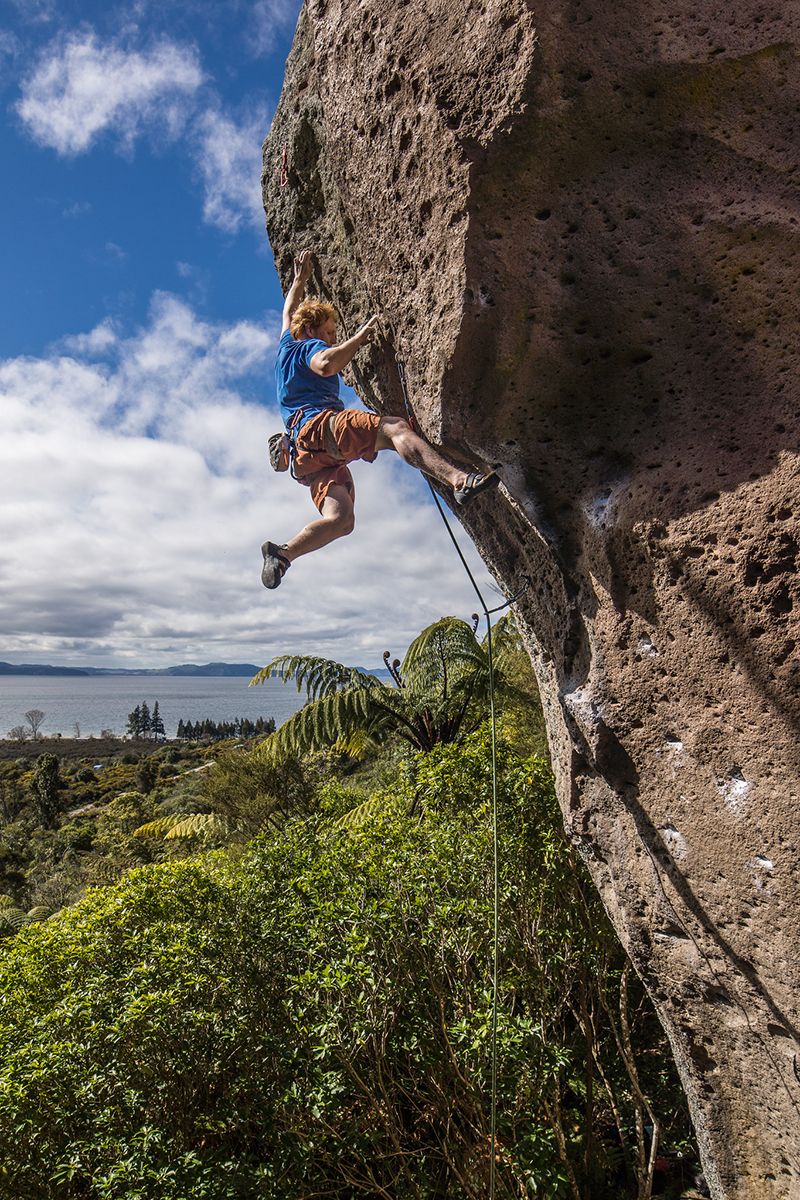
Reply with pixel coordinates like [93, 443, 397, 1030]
[293, 409, 382, 512]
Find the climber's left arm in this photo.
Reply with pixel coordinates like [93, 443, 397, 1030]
[281, 250, 314, 333]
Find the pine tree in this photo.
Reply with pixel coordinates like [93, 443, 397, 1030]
[152, 701, 165, 742]
[140, 702, 152, 740]
[126, 705, 142, 738]
[176, 719, 185, 740]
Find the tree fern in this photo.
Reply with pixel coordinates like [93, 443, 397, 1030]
[254, 613, 540, 761]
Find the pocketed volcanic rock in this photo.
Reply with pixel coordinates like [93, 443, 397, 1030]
[263, 2, 800, 1195]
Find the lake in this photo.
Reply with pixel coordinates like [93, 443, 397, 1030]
[0, 675, 309, 739]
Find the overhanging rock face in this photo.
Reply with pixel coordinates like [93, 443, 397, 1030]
[263, 2, 800, 1194]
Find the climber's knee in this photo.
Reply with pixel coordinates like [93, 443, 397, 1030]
[320, 487, 355, 538]
[375, 415, 412, 453]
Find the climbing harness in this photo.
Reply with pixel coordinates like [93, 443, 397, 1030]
[394, 349, 530, 1199]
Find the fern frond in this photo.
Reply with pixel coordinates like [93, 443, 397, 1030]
[402, 617, 480, 672]
[0, 907, 28, 932]
[401, 617, 487, 709]
[402, 618, 484, 684]
[26, 906, 51, 923]
[250, 655, 380, 699]
[0, 895, 17, 909]
[132, 815, 184, 840]
[485, 612, 524, 668]
[258, 684, 396, 762]
[333, 728, 380, 760]
[165, 813, 230, 840]
[334, 793, 387, 830]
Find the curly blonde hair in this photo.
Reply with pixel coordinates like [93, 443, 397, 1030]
[290, 299, 336, 339]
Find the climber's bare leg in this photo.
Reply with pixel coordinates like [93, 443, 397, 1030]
[375, 416, 467, 489]
[281, 483, 355, 563]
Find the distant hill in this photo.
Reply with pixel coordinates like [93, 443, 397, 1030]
[160, 663, 262, 677]
[0, 661, 260, 677]
[0, 662, 89, 676]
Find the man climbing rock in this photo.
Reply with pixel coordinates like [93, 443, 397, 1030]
[261, 250, 498, 589]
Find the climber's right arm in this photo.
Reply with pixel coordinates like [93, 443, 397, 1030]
[281, 251, 314, 333]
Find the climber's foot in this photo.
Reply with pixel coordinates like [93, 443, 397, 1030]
[453, 471, 500, 507]
[261, 541, 291, 589]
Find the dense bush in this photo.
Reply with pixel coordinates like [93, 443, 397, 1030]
[0, 733, 697, 1199]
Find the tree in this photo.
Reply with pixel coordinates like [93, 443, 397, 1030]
[140, 702, 151, 739]
[151, 702, 165, 742]
[126, 706, 142, 738]
[30, 753, 62, 827]
[134, 750, 312, 846]
[7, 726, 28, 742]
[24, 710, 45, 740]
[135, 760, 158, 795]
[253, 614, 534, 762]
[0, 779, 24, 822]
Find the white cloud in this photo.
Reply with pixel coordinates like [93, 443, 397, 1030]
[15, 29, 267, 236]
[103, 240, 128, 262]
[195, 107, 268, 233]
[0, 30, 21, 73]
[250, 0, 302, 57]
[62, 199, 92, 218]
[60, 318, 118, 355]
[0, 297, 495, 668]
[17, 33, 203, 155]
[5, 0, 54, 24]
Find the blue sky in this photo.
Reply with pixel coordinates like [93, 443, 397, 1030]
[0, 0, 493, 669]
[0, 0, 291, 354]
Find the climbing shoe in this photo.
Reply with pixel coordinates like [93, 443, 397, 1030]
[261, 542, 291, 589]
[453, 471, 500, 506]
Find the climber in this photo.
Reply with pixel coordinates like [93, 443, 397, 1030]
[261, 250, 498, 588]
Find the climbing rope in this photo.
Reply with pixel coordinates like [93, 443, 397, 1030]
[433, 486, 501, 1200]
[394, 352, 526, 1198]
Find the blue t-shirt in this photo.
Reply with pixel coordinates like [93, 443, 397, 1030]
[275, 330, 343, 431]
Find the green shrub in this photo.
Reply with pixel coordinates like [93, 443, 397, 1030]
[58, 821, 95, 853]
[0, 733, 695, 1199]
